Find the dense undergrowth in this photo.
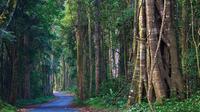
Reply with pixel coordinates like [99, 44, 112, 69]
[128, 91, 200, 112]
[0, 100, 16, 112]
[16, 96, 55, 108]
[75, 78, 200, 112]
[0, 96, 55, 112]
[84, 91, 200, 112]
[73, 77, 129, 111]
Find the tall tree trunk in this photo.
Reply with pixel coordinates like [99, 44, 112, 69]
[146, 0, 167, 103]
[9, 45, 18, 104]
[165, 0, 184, 98]
[23, 35, 31, 99]
[119, 29, 125, 77]
[109, 31, 113, 79]
[76, 0, 85, 100]
[181, 0, 190, 98]
[62, 56, 68, 90]
[87, 8, 93, 97]
[181, 0, 189, 75]
[138, 0, 147, 103]
[128, 0, 139, 105]
[94, 0, 101, 95]
[0, 40, 3, 97]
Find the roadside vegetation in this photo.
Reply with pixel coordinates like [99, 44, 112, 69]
[83, 90, 200, 112]
[0, 100, 16, 112]
[16, 96, 55, 108]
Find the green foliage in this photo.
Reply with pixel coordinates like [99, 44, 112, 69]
[64, 86, 77, 94]
[74, 78, 129, 110]
[128, 92, 200, 112]
[30, 71, 45, 98]
[0, 100, 16, 112]
[84, 97, 123, 111]
[16, 96, 55, 108]
[0, 30, 15, 41]
[85, 97, 106, 109]
[96, 77, 130, 108]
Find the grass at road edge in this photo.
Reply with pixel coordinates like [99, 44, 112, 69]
[16, 96, 55, 108]
[0, 100, 17, 112]
[72, 91, 200, 112]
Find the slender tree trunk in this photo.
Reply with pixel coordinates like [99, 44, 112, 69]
[190, 0, 200, 77]
[164, 0, 185, 98]
[0, 40, 3, 97]
[23, 35, 31, 99]
[128, 0, 139, 105]
[62, 56, 68, 90]
[9, 45, 18, 104]
[181, 0, 189, 74]
[76, 0, 85, 100]
[119, 29, 125, 77]
[109, 31, 113, 79]
[87, 8, 93, 97]
[181, 0, 190, 98]
[94, 0, 101, 95]
[138, 0, 147, 103]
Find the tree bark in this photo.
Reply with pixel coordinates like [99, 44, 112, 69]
[76, 0, 85, 100]
[146, 0, 167, 103]
[9, 44, 18, 104]
[138, 0, 147, 103]
[94, 0, 101, 95]
[165, 0, 184, 98]
[87, 8, 93, 97]
[23, 35, 31, 99]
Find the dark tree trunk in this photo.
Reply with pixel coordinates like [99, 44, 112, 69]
[76, 0, 85, 100]
[94, 0, 101, 95]
[9, 44, 18, 104]
[23, 35, 31, 99]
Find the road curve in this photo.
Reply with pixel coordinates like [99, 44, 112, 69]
[27, 91, 79, 112]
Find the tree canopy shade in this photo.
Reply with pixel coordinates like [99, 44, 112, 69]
[0, 0, 200, 111]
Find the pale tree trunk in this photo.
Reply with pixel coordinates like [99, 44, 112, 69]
[109, 32, 113, 79]
[128, 46, 140, 105]
[138, 0, 147, 103]
[113, 49, 120, 78]
[127, 0, 185, 105]
[108, 48, 112, 79]
[146, 0, 167, 103]
[87, 9, 93, 97]
[190, 0, 200, 78]
[128, 0, 139, 105]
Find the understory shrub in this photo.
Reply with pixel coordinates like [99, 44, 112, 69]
[0, 100, 16, 112]
[128, 91, 200, 112]
[98, 77, 130, 108]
